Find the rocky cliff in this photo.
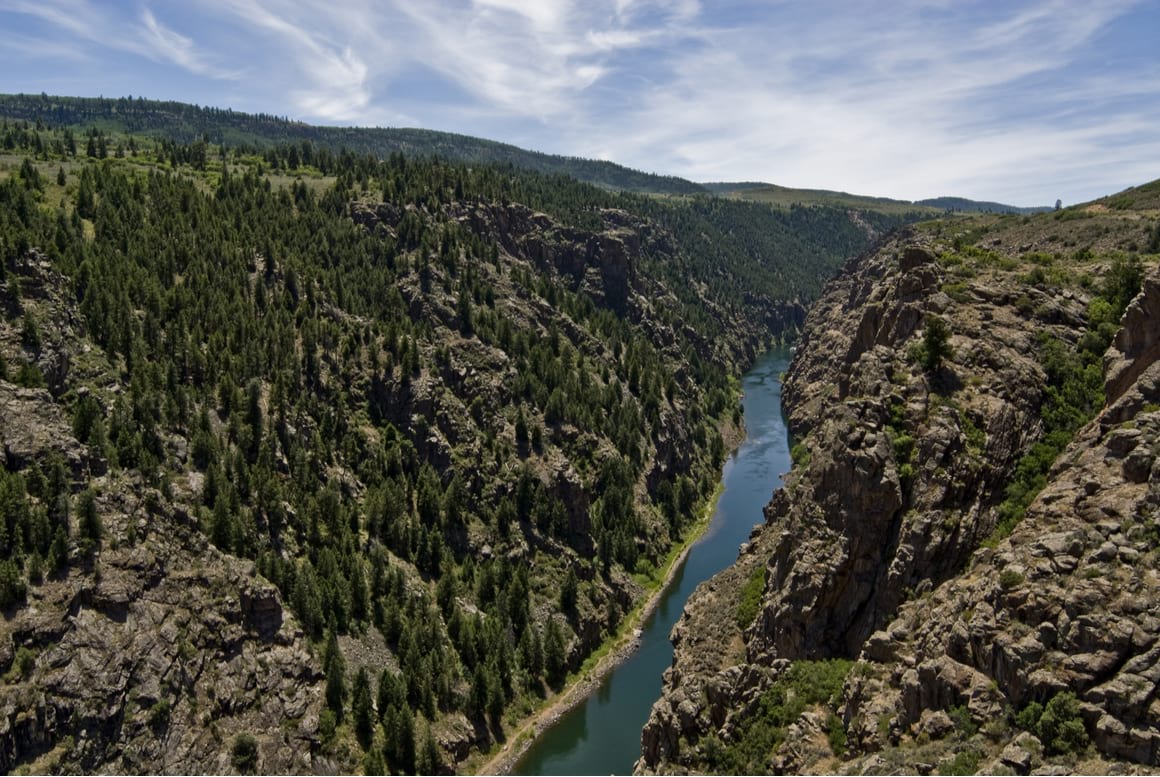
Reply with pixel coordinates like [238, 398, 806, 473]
[641, 184, 1160, 774]
[1, 250, 327, 774]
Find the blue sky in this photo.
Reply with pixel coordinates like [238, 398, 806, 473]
[1, 0, 1157, 206]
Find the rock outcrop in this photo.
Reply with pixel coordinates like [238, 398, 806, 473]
[839, 270, 1160, 766]
[0, 403, 325, 774]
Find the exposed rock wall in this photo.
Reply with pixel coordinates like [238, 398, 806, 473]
[0, 432, 324, 775]
[839, 269, 1160, 765]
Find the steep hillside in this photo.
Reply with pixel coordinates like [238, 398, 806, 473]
[640, 185, 1160, 774]
[0, 113, 902, 773]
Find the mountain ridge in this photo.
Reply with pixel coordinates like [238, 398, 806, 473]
[2, 93, 1048, 213]
[706, 181, 1049, 215]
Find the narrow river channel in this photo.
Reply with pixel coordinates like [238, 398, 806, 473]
[512, 347, 794, 775]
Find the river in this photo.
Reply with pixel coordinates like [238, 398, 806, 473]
[512, 347, 793, 775]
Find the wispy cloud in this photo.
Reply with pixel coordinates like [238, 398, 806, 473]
[554, 0, 1157, 203]
[379, 0, 678, 120]
[0, 0, 238, 80]
[139, 9, 240, 79]
[210, 0, 372, 120]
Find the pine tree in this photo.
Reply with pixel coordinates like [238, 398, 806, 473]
[76, 489, 102, 552]
[543, 619, 567, 688]
[323, 631, 346, 721]
[921, 315, 952, 372]
[560, 566, 578, 614]
[377, 669, 403, 720]
[0, 559, 26, 609]
[363, 746, 387, 776]
[519, 621, 543, 685]
[352, 666, 374, 748]
[416, 721, 442, 776]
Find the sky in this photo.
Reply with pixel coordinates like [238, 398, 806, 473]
[1, 0, 1157, 206]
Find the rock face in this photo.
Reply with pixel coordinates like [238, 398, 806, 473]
[0, 401, 325, 775]
[840, 274, 1160, 765]
[751, 235, 1077, 664]
[0, 512, 324, 774]
[640, 205, 1160, 774]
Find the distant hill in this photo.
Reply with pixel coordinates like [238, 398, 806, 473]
[0, 92, 708, 196]
[915, 196, 1050, 214]
[710, 182, 938, 216]
[710, 181, 1046, 216]
[700, 182, 772, 194]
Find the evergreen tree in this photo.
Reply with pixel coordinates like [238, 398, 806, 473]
[560, 566, 578, 615]
[0, 559, 26, 609]
[543, 619, 567, 688]
[363, 746, 387, 776]
[417, 721, 442, 776]
[519, 622, 543, 685]
[76, 489, 102, 552]
[352, 666, 374, 748]
[921, 315, 952, 372]
[323, 631, 346, 721]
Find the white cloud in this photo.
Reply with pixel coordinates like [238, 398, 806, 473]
[0, 0, 238, 80]
[139, 9, 239, 79]
[209, 0, 372, 120]
[1, 0, 1155, 203]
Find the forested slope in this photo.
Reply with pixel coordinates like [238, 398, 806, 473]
[0, 113, 907, 773]
[0, 93, 705, 196]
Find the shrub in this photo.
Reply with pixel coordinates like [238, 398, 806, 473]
[947, 704, 978, 738]
[230, 733, 259, 774]
[1016, 692, 1089, 755]
[999, 569, 1025, 589]
[826, 712, 848, 756]
[4, 646, 36, 682]
[1038, 692, 1089, 755]
[938, 748, 981, 775]
[13, 362, 45, 388]
[790, 441, 810, 467]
